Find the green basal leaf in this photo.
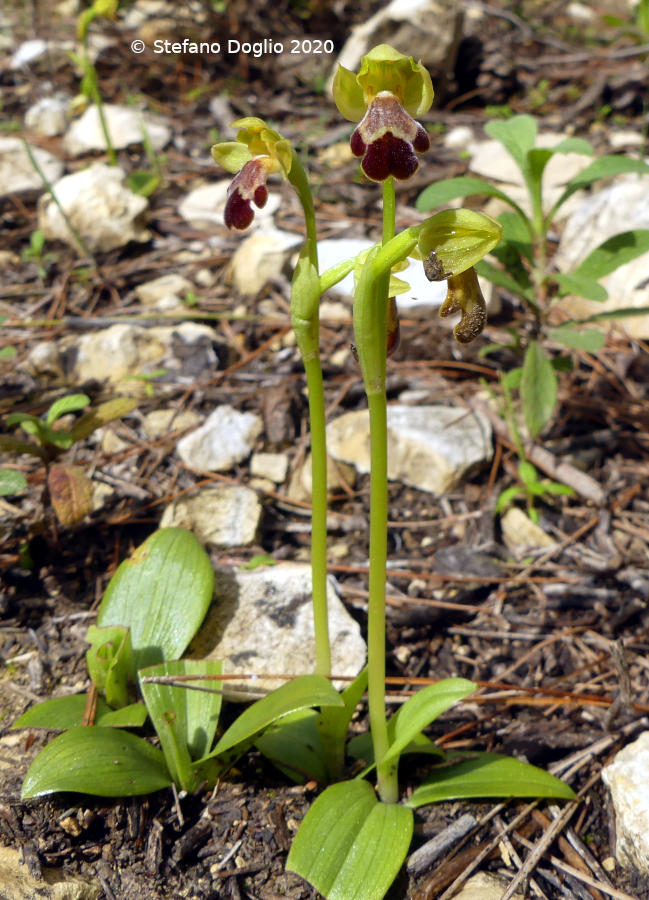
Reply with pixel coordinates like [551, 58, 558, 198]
[484, 115, 537, 170]
[536, 481, 574, 497]
[416, 176, 521, 214]
[69, 397, 138, 442]
[347, 728, 440, 769]
[139, 659, 223, 763]
[0, 469, 28, 496]
[495, 486, 523, 513]
[0, 346, 17, 359]
[526, 148, 553, 188]
[46, 394, 90, 425]
[572, 229, 649, 281]
[521, 341, 557, 438]
[97, 528, 214, 670]
[554, 272, 608, 302]
[0, 435, 45, 459]
[127, 170, 161, 197]
[13, 695, 146, 730]
[547, 326, 606, 352]
[203, 674, 344, 762]
[551, 137, 593, 156]
[498, 212, 534, 261]
[418, 209, 502, 277]
[21, 727, 172, 798]
[502, 366, 522, 390]
[381, 678, 475, 766]
[255, 709, 328, 784]
[287, 779, 413, 900]
[86, 624, 134, 708]
[407, 752, 576, 806]
[552, 157, 649, 214]
[518, 460, 538, 488]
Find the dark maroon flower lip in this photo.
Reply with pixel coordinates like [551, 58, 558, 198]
[224, 157, 270, 230]
[350, 92, 430, 182]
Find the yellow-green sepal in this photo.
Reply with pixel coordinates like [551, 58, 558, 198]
[232, 118, 293, 176]
[357, 44, 434, 116]
[210, 141, 252, 174]
[332, 64, 367, 121]
[418, 209, 502, 277]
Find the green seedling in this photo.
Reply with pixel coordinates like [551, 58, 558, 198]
[22, 230, 58, 279]
[122, 368, 167, 397]
[1, 394, 137, 525]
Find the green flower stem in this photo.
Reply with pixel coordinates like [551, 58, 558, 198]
[353, 179, 399, 804]
[287, 151, 331, 678]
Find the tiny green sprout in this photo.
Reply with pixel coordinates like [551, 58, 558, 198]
[122, 369, 167, 397]
[22, 230, 58, 279]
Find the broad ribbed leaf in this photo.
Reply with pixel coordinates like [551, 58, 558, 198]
[572, 229, 649, 281]
[13, 695, 147, 730]
[521, 341, 557, 437]
[381, 679, 475, 766]
[204, 674, 343, 761]
[407, 753, 576, 806]
[0, 469, 28, 496]
[97, 528, 214, 670]
[21, 727, 171, 798]
[140, 659, 223, 765]
[485, 115, 537, 169]
[287, 780, 413, 900]
[547, 326, 606, 352]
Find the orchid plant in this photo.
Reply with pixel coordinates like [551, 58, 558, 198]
[14, 45, 576, 900]
[212, 45, 575, 899]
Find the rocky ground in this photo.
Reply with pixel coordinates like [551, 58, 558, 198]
[2, 1, 649, 898]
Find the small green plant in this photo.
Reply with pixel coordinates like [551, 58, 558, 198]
[493, 370, 573, 523]
[417, 114, 649, 440]
[21, 230, 58, 279]
[0, 393, 137, 525]
[122, 368, 167, 397]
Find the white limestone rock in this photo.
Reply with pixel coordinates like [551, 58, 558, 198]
[553, 174, 649, 338]
[229, 229, 302, 295]
[501, 507, 557, 557]
[250, 452, 289, 484]
[24, 96, 70, 136]
[0, 842, 101, 900]
[142, 409, 200, 440]
[331, 0, 463, 95]
[38, 164, 150, 253]
[70, 321, 218, 384]
[450, 872, 524, 900]
[160, 485, 262, 547]
[0, 137, 64, 197]
[327, 404, 492, 494]
[189, 563, 366, 696]
[64, 104, 171, 156]
[602, 731, 649, 874]
[135, 273, 194, 310]
[177, 405, 263, 472]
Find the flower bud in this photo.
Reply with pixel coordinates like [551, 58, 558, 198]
[419, 209, 502, 278]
